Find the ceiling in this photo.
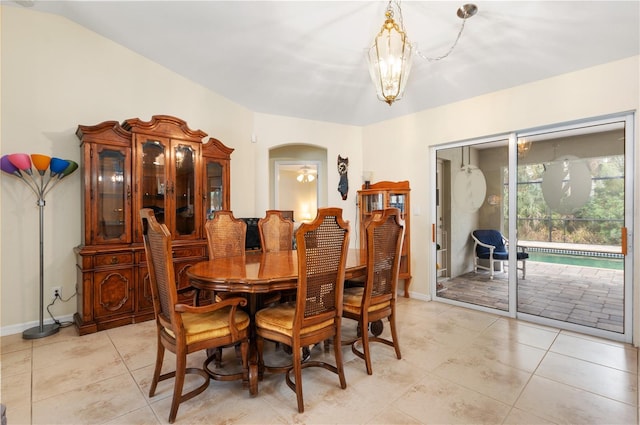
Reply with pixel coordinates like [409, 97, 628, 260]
[14, 1, 640, 126]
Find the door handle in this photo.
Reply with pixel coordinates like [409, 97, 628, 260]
[621, 227, 627, 256]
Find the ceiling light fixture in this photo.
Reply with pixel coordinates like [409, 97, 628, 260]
[367, 1, 477, 106]
[297, 166, 316, 183]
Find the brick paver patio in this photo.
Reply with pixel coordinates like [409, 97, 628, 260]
[436, 260, 625, 333]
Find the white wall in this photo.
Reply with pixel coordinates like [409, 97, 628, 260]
[253, 113, 363, 247]
[362, 55, 640, 341]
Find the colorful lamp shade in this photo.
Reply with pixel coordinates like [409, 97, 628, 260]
[49, 157, 69, 176]
[1, 155, 22, 177]
[8, 153, 33, 174]
[61, 160, 78, 178]
[31, 154, 52, 175]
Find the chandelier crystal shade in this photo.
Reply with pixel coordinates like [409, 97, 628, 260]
[367, 2, 477, 106]
[367, 8, 414, 106]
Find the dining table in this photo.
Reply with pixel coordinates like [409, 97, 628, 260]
[186, 248, 367, 395]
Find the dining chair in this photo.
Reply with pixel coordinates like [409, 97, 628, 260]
[205, 210, 247, 260]
[139, 208, 250, 424]
[255, 207, 350, 413]
[204, 210, 249, 366]
[342, 208, 404, 375]
[258, 210, 294, 252]
[258, 209, 295, 307]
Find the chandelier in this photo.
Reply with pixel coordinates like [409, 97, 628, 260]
[297, 166, 316, 183]
[367, 1, 477, 106]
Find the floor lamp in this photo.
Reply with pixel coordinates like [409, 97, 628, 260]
[1, 153, 78, 339]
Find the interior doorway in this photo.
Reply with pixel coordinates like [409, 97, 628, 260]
[269, 144, 327, 223]
[274, 161, 319, 222]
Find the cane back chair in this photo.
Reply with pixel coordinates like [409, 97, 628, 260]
[258, 210, 294, 252]
[342, 208, 404, 375]
[255, 207, 350, 413]
[140, 208, 250, 423]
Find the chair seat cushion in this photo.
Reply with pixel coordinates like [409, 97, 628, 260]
[255, 302, 333, 337]
[342, 287, 391, 315]
[165, 307, 250, 344]
[478, 252, 529, 261]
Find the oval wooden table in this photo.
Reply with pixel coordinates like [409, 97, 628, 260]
[187, 249, 367, 395]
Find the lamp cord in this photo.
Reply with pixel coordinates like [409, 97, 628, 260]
[46, 292, 77, 328]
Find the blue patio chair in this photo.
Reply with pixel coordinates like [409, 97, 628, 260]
[471, 229, 528, 279]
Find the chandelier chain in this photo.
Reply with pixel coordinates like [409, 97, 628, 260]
[415, 17, 468, 62]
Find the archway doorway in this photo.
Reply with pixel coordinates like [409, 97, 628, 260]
[269, 145, 327, 223]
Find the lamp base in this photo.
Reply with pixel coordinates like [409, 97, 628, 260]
[22, 323, 60, 340]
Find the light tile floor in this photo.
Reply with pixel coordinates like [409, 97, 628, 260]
[1, 298, 638, 424]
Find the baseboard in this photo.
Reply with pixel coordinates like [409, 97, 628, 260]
[1, 314, 75, 337]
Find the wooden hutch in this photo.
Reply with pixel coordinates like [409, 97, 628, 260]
[357, 181, 411, 296]
[74, 115, 233, 334]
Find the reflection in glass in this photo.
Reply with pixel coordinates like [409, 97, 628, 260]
[98, 149, 126, 240]
[175, 144, 195, 236]
[142, 140, 166, 224]
[207, 161, 223, 219]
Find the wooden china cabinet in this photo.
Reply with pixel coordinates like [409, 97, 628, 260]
[357, 181, 412, 297]
[74, 115, 233, 334]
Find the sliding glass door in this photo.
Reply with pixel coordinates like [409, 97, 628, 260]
[435, 138, 510, 312]
[515, 119, 630, 338]
[433, 114, 633, 342]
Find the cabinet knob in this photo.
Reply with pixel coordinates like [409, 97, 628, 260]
[110, 256, 119, 264]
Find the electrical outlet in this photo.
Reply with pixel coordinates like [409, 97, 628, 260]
[51, 286, 62, 299]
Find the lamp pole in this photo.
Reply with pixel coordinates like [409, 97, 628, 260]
[22, 198, 58, 339]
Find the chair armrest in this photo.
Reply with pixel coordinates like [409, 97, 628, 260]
[175, 296, 247, 314]
[473, 238, 496, 250]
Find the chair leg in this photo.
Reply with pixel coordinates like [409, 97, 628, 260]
[489, 257, 495, 279]
[168, 349, 187, 424]
[292, 344, 305, 413]
[361, 320, 373, 375]
[149, 335, 165, 397]
[333, 329, 347, 389]
[388, 312, 401, 360]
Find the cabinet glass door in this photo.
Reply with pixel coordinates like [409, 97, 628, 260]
[362, 193, 384, 214]
[206, 160, 223, 219]
[96, 147, 129, 243]
[141, 139, 167, 225]
[389, 192, 406, 215]
[173, 143, 196, 237]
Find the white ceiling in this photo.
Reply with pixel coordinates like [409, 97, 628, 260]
[15, 1, 640, 126]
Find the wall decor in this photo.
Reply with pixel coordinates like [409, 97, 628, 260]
[337, 155, 349, 200]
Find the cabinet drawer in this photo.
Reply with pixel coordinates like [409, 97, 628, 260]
[95, 253, 134, 267]
[136, 246, 205, 263]
[172, 247, 205, 259]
